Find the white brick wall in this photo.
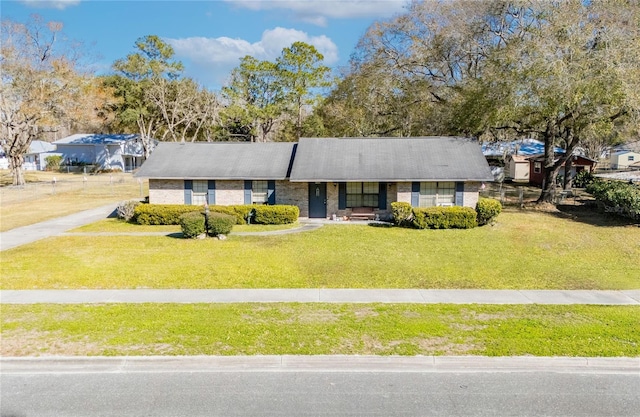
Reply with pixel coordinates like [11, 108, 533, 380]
[149, 179, 184, 204]
[215, 180, 245, 206]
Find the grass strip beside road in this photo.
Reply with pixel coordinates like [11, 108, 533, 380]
[2, 210, 639, 290]
[2, 304, 638, 357]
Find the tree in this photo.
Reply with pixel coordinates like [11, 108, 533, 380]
[108, 35, 184, 156]
[222, 56, 284, 142]
[339, 1, 640, 202]
[146, 77, 220, 142]
[277, 42, 331, 140]
[0, 15, 107, 185]
[483, 2, 640, 201]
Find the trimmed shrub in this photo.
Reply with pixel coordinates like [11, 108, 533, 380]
[475, 198, 502, 226]
[209, 205, 254, 225]
[45, 155, 63, 171]
[412, 206, 477, 229]
[252, 205, 299, 224]
[586, 179, 640, 220]
[116, 200, 141, 222]
[134, 204, 202, 225]
[391, 202, 414, 227]
[179, 212, 206, 238]
[207, 212, 235, 236]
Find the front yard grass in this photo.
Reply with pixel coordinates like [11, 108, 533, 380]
[0, 172, 145, 231]
[2, 304, 638, 357]
[2, 209, 638, 290]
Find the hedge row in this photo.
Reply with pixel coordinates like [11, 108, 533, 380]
[413, 206, 478, 229]
[134, 204, 299, 225]
[134, 204, 201, 225]
[586, 179, 640, 220]
[391, 199, 501, 229]
[252, 205, 299, 225]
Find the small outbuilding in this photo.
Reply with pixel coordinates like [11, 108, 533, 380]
[528, 155, 596, 187]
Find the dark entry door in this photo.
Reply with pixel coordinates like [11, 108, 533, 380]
[308, 182, 327, 218]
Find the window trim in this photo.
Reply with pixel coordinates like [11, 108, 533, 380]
[534, 161, 542, 174]
[346, 181, 379, 208]
[418, 181, 455, 208]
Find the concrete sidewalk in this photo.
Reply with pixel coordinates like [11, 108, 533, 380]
[2, 355, 638, 373]
[2, 289, 639, 305]
[0, 203, 118, 251]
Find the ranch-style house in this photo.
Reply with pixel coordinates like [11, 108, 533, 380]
[134, 137, 494, 220]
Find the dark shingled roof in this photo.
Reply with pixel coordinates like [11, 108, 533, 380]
[289, 137, 494, 182]
[134, 142, 296, 180]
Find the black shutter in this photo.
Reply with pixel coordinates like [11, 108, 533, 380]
[411, 182, 420, 207]
[244, 180, 252, 204]
[338, 183, 346, 209]
[184, 180, 192, 205]
[267, 180, 276, 205]
[378, 182, 387, 209]
[208, 180, 216, 205]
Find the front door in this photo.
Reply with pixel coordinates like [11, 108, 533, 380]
[308, 182, 327, 218]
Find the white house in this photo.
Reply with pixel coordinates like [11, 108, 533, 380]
[610, 150, 640, 170]
[53, 134, 146, 172]
[0, 140, 57, 171]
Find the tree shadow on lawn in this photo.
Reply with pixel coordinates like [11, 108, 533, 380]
[552, 203, 639, 228]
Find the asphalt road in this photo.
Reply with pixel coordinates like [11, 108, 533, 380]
[2, 357, 638, 417]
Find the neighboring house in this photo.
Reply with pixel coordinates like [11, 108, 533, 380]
[53, 134, 146, 172]
[24, 140, 57, 171]
[135, 137, 494, 219]
[0, 141, 57, 171]
[504, 154, 531, 182]
[528, 155, 596, 187]
[610, 150, 640, 170]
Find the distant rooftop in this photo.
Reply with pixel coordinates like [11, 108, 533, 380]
[482, 138, 564, 157]
[53, 133, 139, 145]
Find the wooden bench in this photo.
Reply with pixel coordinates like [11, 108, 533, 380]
[349, 207, 376, 221]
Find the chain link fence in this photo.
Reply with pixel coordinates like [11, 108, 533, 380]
[1, 174, 146, 205]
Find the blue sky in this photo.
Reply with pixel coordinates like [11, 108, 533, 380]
[2, 0, 407, 90]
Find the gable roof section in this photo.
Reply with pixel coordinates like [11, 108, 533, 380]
[54, 133, 139, 145]
[289, 137, 494, 182]
[134, 142, 296, 180]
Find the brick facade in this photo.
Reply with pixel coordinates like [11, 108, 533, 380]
[148, 179, 482, 217]
[149, 179, 184, 204]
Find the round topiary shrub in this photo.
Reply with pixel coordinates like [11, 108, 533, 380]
[207, 212, 235, 236]
[179, 211, 206, 238]
[476, 198, 502, 226]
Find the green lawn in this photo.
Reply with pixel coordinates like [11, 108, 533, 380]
[2, 304, 638, 357]
[2, 209, 639, 290]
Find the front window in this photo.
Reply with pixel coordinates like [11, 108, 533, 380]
[192, 180, 207, 205]
[534, 162, 542, 173]
[628, 155, 635, 162]
[252, 180, 268, 204]
[346, 182, 378, 207]
[419, 182, 455, 207]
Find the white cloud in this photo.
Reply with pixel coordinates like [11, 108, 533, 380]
[19, 0, 81, 9]
[166, 27, 338, 88]
[225, 0, 406, 26]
